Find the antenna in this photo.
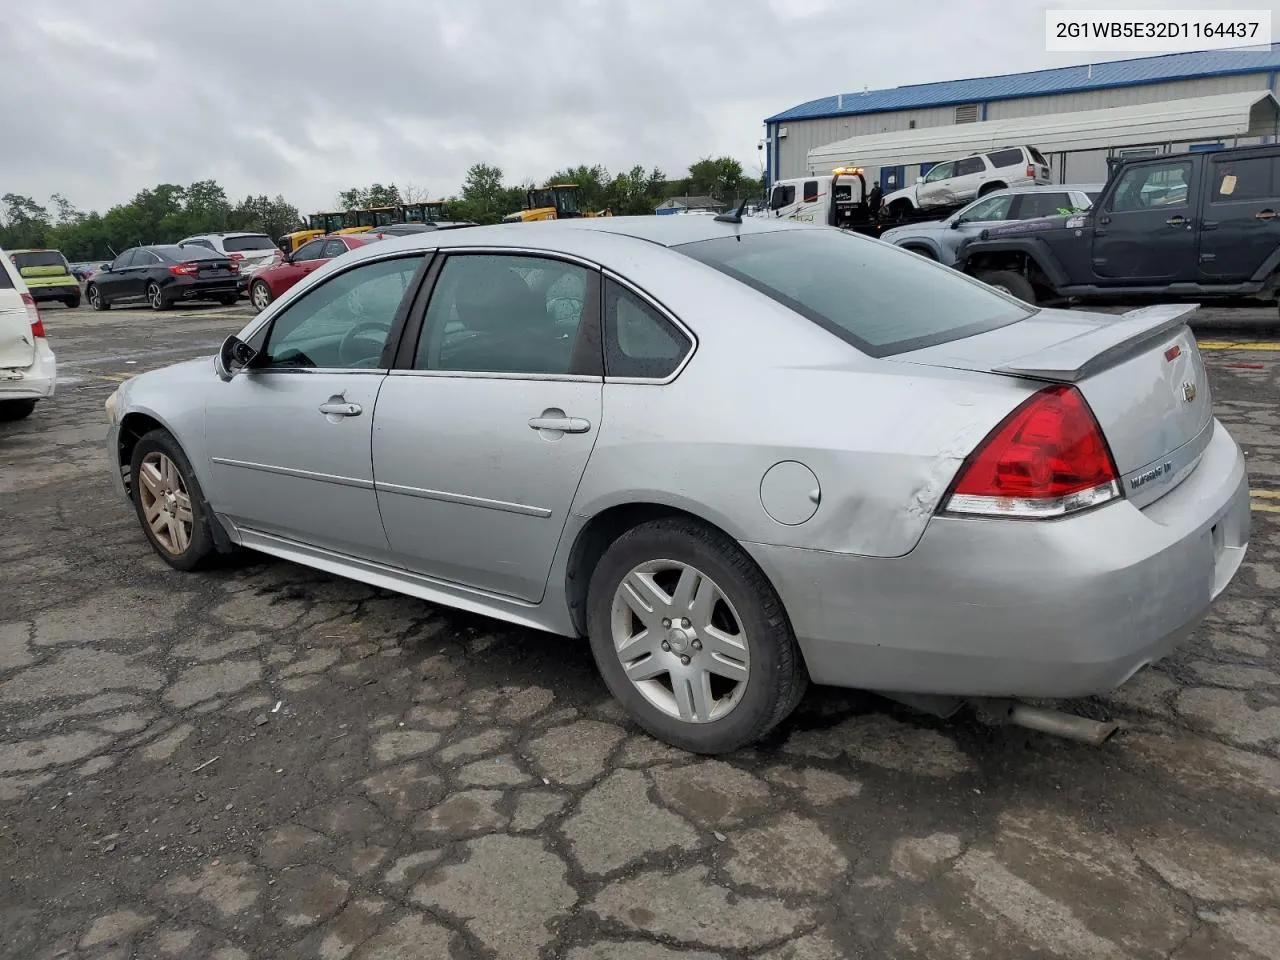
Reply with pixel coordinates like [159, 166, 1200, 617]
[714, 197, 749, 226]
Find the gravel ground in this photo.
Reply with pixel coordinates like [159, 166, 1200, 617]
[1, 300, 1278, 960]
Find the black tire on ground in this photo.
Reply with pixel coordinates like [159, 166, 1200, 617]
[65, 295, 81, 309]
[129, 428, 218, 571]
[87, 285, 109, 311]
[217, 295, 238, 306]
[147, 282, 170, 311]
[585, 517, 808, 755]
[976, 269, 1037, 304]
[0, 399, 37, 421]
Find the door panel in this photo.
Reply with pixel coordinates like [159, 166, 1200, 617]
[1198, 153, 1280, 282]
[373, 376, 602, 601]
[916, 161, 954, 207]
[205, 372, 392, 560]
[1092, 159, 1198, 284]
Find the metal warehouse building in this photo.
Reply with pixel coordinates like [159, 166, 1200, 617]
[764, 45, 1280, 192]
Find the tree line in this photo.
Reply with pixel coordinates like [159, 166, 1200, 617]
[0, 157, 764, 262]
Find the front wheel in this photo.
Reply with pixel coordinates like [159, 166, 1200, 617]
[976, 269, 1037, 304]
[87, 285, 109, 311]
[147, 282, 169, 311]
[129, 429, 217, 571]
[586, 517, 807, 755]
[250, 280, 273, 311]
[0, 399, 36, 421]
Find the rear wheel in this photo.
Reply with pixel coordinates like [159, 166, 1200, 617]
[65, 294, 81, 309]
[147, 282, 169, 311]
[250, 280, 273, 311]
[976, 269, 1036, 304]
[888, 199, 913, 220]
[87, 285, 109, 311]
[129, 429, 217, 571]
[217, 295, 238, 306]
[0, 399, 36, 421]
[586, 517, 807, 755]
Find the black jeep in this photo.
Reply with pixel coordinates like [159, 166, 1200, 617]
[954, 144, 1280, 309]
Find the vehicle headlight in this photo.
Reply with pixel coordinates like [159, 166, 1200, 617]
[105, 389, 118, 424]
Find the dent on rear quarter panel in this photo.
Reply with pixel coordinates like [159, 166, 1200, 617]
[575, 360, 1033, 559]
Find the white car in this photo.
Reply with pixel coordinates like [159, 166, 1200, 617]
[883, 145, 1052, 216]
[0, 249, 56, 421]
[176, 232, 284, 294]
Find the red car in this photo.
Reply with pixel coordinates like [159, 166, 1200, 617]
[248, 234, 381, 311]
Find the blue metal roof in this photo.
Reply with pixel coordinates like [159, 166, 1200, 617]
[767, 45, 1280, 123]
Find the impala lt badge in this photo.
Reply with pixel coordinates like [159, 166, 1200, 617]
[1130, 461, 1173, 490]
[1182, 381, 1197, 403]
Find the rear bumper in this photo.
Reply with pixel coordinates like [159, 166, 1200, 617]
[169, 278, 240, 300]
[750, 418, 1250, 699]
[28, 282, 80, 301]
[0, 339, 56, 401]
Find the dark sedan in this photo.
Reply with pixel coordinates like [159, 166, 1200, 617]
[86, 245, 240, 312]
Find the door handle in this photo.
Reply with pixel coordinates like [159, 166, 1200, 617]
[1201, 220, 1219, 230]
[1166, 215, 1186, 227]
[528, 415, 591, 434]
[1256, 209, 1277, 220]
[318, 401, 361, 417]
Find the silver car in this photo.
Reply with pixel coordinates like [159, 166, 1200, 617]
[103, 216, 1250, 755]
[881, 184, 1103, 266]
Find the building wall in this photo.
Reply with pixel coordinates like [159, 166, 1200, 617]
[770, 71, 1276, 184]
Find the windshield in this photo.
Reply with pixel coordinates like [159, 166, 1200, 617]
[223, 235, 276, 252]
[11, 251, 68, 271]
[676, 229, 1032, 357]
[308, 215, 328, 231]
[555, 188, 581, 214]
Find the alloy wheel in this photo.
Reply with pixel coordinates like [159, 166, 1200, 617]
[251, 282, 271, 310]
[609, 559, 751, 723]
[137, 452, 193, 555]
[148, 284, 162, 309]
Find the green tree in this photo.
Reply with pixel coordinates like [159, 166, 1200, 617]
[337, 183, 403, 210]
[0, 194, 51, 249]
[448, 163, 522, 225]
[687, 157, 747, 203]
[230, 194, 303, 241]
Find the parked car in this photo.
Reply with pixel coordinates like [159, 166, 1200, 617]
[86, 245, 240, 311]
[177, 232, 283, 294]
[103, 216, 1249, 755]
[882, 145, 1052, 216]
[247, 233, 381, 311]
[364, 221, 476, 238]
[0, 248, 56, 421]
[7, 249, 81, 308]
[880, 183, 1102, 266]
[69, 261, 104, 282]
[955, 143, 1280, 306]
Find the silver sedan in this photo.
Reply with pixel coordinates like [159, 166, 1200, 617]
[103, 216, 1250, 754]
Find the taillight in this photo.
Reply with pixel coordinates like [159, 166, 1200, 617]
[168, 262, 200, 276]
[942, 384, 1120, 520]
[21, 293, 45, 338]
[1026, 164, 1036, 178]
[227, 252, 244, 261]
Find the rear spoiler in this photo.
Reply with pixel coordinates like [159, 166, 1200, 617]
[992, 304, 1199, 382]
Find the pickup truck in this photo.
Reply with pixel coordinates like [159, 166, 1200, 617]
[953, 144, 1280, 309]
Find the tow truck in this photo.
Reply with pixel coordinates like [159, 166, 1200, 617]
[756, 167, 964, 237]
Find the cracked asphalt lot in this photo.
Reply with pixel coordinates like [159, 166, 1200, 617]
[2, 303, 1280, 960]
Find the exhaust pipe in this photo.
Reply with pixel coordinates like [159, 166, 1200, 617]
[971, 699, 1120, 746]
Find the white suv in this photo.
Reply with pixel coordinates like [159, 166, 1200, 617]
[0, 249, 56, 421]
[883, 145, 1051, 216]
[175, 232, 283, 294]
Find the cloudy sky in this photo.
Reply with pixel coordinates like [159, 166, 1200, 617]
[0, 0, 1252, 214]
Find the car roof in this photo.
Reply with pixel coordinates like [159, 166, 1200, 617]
[418, 214, 810, 249]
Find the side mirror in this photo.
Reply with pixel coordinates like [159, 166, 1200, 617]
[216, 335, 257, 382]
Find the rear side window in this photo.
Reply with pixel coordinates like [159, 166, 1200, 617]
[224, 235, 277, 252]
[603, 280, 691, 379]
[956, 157, 985, 176]
[986, 148, 1024, 168]
[1028, 147, 1048, 165]
[1211, 156, 1275, 203]
[802, 180, 819, 203]
[0, 261, 14, 289]
[676, 230, 1031, 358]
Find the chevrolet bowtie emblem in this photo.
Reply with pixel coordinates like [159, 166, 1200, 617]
[1182, 381, 1197, 403]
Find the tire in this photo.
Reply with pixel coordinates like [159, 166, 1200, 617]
[129, 428, 217, 571]
[65, 294, 81, 309]
[977, 181, 1006, 197]
[0, 399, 37, 421]
[976, 269, 1037, 304]
[888, 199, 913, 220]
[586, 517, 807, 755]
[147, 282, 170, 311]
[87, 285, 109, 311]
[217, 295, 238, 306]
[250, 280, 273, 311]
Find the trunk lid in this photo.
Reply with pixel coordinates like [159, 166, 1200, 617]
[195, 257, 235, 279]
[891, 304, 1212, 508]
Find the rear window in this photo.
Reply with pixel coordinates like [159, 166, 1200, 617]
[154, 245, 221, 261]
[223, 235, 277, 252]
[675, 230, 1032, 357]
[11, 251, 68, 271]
[1028, 147, 1048, 165]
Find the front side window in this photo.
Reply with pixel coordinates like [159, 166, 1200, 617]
[770, 184, 795, 210]
[1016, 192, 1079, 220]
[111, 250, 138, 270]
[1110, 161, 1192, 212]
[603, 280, 691, 379]
[259, 256, 422, 370]
[958, 194, 1014, 223]
[923, 161, 955, 183]
[321, 239, 349, 259]
[293, 240, 327, 262]
[677, 230, 1031, 358]
[414, 254, 594, 375]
